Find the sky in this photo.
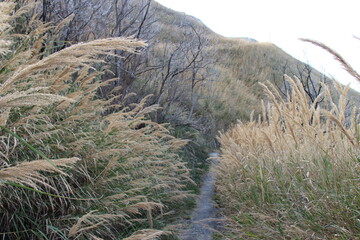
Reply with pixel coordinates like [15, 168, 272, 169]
[156, 0, 360, 91]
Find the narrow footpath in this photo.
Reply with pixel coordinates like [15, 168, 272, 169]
[178, 153, 223, 240]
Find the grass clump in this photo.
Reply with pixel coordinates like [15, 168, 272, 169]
[215, 74, 360, 239]
[0, 2, 193, 239]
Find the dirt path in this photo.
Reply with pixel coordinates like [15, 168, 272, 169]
[178, 153, 222, 240]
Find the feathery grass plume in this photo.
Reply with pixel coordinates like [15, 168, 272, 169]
[68, 211, 129, 238]
[61, 98, 193, 238]
[215, 75, 360, 239]
[0, 158, 79, 187]
[0, 2, 14, 21]
[124, 229, 171, 240]
[0, 2, 192, 238]
[0, 37, 146, 93]
[301, 38, 360, 82]
[0, 2, 15, 49]
[0, 39, 11, 55]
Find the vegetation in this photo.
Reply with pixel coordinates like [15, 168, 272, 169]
[215, 72, 360, 239]
[1, 0, 359, 239]
[0, 2, 194, 239]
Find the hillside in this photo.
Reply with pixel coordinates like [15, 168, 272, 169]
[41, 0, 359, 134]
[150, 1, 359, 131]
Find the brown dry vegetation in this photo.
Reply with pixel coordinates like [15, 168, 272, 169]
[2, 1, 360, 239]
[198, 35, 360, 133]
[26, 0, 358, 142]
[215, 74, 360, 239]
[0, 2, 193, 239]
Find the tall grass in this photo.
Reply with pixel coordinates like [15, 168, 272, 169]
[0, 2, 192, 239]
[215, 75, 360, 239]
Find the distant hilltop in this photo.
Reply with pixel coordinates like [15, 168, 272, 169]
[239, 37, 258, 43]
[227, 37, 258, 43]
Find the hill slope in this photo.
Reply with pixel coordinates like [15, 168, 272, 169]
[151, 0, 359, 126]
[44, 0, 359, 137]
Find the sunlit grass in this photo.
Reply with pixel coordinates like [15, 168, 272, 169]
[215, 75, 360, 239]
[0, 3, 193, 239]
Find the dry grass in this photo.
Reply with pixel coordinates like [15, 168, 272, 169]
[301, 38, 360, 82]
[193, 36, 328, 134]
[215, 75, 360, 239]
[0, 2, 192, 239]
[123, 229, 170, 240]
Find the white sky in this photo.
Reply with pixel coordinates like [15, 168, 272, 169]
[156, 0, 360, 92]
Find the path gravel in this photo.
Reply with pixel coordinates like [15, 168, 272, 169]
[178, 153, 223, 240]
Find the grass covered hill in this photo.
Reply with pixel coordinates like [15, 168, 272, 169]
[32, 0, 359, 135]
[151, 1, 359, 129]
